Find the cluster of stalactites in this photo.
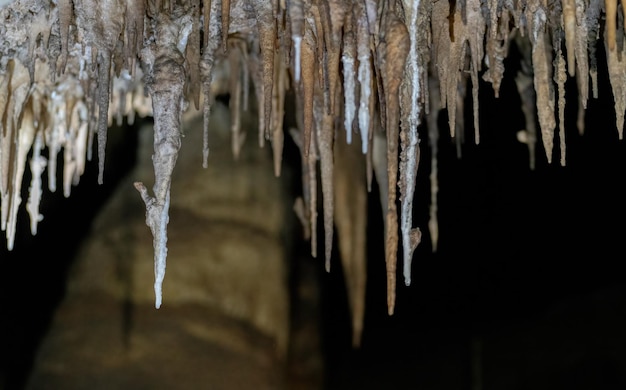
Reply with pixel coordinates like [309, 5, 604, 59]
[0, 1, 151, 253]
[0, 0, 621, 347]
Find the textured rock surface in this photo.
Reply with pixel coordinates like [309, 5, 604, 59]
[25, 102, 320, 389]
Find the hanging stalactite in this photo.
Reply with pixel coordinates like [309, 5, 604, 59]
[2, 0, 626, 346]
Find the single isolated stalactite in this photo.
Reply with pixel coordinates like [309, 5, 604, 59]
[134, 8, 191, 309]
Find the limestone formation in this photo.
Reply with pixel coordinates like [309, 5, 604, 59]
[1, 0, 625, 348]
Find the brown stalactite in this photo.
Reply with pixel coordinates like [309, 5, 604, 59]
[378, 3, 410, 315]
[555, 48, 567, 166]
[574, 0, 589, 112]
[606, 31, 626, 140]
[528, 1, 556, 163]
[185, 2, 202, 110]
[316, 91, 335, 272]
[308, 128, 319, 259]
[606, 0, 617, 51]
[221, 0, 231, 52]
[249, 0, 277, 143]
[271, 48, 287, 177]
[323, 0, 346, 116]
[334, 130, 368, 348]
[301, 17, 316, 157]
[563, 0, 577, 76]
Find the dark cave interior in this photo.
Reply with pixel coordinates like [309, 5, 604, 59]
[2, 38, 626, 390]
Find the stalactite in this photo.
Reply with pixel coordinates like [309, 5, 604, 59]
[399, 0, 423, 287]
[605, 30, 626, 140]
[586, 0, 602, 99]
[3, 0, 626, 328]
[185, 2, 201, 110]
[334, 130, 367, 347]
[0, 59, 31, 247]
[96, 52, 112, 184]
[134, 8, 192, 309]
[200, 0, 222, 168]
[379, 3, 410, 315]
[555, 48, 567, 166]
[27, 131, 46, 235]
[315, 87, 335, 272]
[574, 0, 590, 136]
[563, 0, 577, 76]
[57, 0, 73, 75]
[342, 6, 357, 145]
[288, 0, 304, 82]
[529, 2, 556, 163]
[249, 0, 277, 143]
[221, 0, 231, 52]
[307, 128, 319, 259]
[301, 14, 316, 157]
[482, 0, 507, 98]
[323, 0, 346, 116]
[606, 0, 617, 51]
[271, 47, 287, 177]
[6, 72, 34, 249]
[356, 1, 373, 154]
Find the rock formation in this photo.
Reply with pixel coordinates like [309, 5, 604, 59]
[1, 0, 625, 354]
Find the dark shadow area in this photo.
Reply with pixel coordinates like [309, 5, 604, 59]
[320, 37, 626, 389]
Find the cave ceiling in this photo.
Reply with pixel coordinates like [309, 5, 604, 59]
[0, 0, 623, 347]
